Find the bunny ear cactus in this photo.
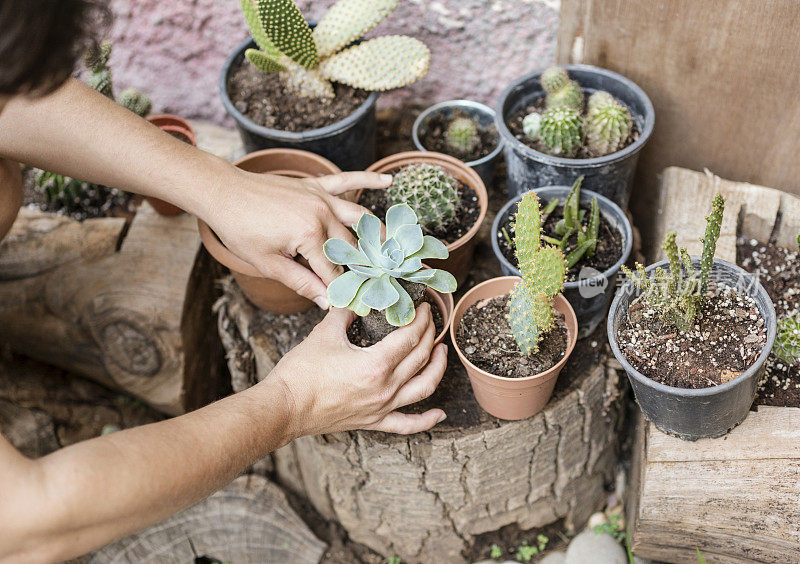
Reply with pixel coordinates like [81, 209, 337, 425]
[324, 204, 456, 335]
[239, 0, 429, 99]
[539, 107, 584, 158]
[586, 100, 632, 156]
[508, 192, 567, 355]
[445, 117, 479, 154]
[388, 163, 459, 232]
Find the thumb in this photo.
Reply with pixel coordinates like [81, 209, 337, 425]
[267, 256, 330, 310]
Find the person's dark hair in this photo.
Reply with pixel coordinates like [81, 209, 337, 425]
[0, 0, 111, 96]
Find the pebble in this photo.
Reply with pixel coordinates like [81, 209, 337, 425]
[565, 530, 627, 564]
[540, 551, 567, 564]
[587, 511, 608, 529]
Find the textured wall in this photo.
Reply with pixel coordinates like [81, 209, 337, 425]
[108, 0, 558, 124]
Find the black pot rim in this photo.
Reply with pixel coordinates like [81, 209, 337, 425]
[494, 64, 655, 168]
[491, 185, 633, 289]
[219, 37, 380, 143]
[411, 99, 504, 168]
[607, 257, 777, 397]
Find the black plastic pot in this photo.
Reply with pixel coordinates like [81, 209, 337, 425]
[412, 100, 503, 189]
[220, 38, 378, 171]
[495, 64, 654, 207]
[492, 186, 632, 338]
[607, 258, 777, 441]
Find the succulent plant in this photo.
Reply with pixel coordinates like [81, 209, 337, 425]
[546, 80, 584, 112]
[622, 195, 725, 330]
[539, 107, 584, 158]
[445, 117, 479, 154]
[116, 87, 152, 117]
[586, 101, 632, 156]
[775, 314, 800, 365]
[240, 0, 430, 99]
[84, 41, 114, 99]
[587, 90, 616, 115]
[388, 163, 459, 233]
[540, 66, 570, 94]
[522, 112, 541, 140]
[541, 176, 599, 268]
[508, 192, 567, 355]
[324, 204, 456, 332]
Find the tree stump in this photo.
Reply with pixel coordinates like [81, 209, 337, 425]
[627, 167, 800, 562]
[216, 279, 628, 563]
[88, 474, 326, 563]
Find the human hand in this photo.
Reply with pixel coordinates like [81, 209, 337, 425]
[266, 302, 448, 437]
[202, 168, 391, 309]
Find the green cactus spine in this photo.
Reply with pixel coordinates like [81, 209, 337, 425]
[388, 164, 459, 232]
[539, 107, 584, 158]
[508, 192, 567, 355]
[540, 66, 570, 94]
[116, 88, 152, 117]
[586, 101, 632, 156]
[546, 80, 584, 112]
[445, 117, 479, 154]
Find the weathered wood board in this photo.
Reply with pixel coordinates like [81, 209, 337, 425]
[557, 0, 800, 251]
[627, 167, 800, 562]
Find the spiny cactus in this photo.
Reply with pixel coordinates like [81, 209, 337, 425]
[544, 176, 599, 268]
[507, 192, 567, 355]
[240, 0, 429, 99]
[586, 101, 632, 156]
[522, 112, 541, 140]
[324, 204, 456, 333]
[388, 163, 459, 232]
[621, 195, 725, 330]
[587, 90, 616, 115]
[445, 117, 479, 154]
[84, 42, 114, 99]
[539, 107, 584, 158]
[540, 66, 569, 94]
[775, 314, 800, 365]
[117, 87, 152, 117]
[546, 80, 584, 112]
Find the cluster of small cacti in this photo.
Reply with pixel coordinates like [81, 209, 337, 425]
[540, 176, 599, 268]
[84, 42, 114, 99]
[445, 117, 479, 154]
[388, 163, 459, 232]
[775, 314, 800, 365]
[622, 194, 725, 330]
[240, 0, 430, 99]
[507, 191, 567, 355]
[521, 66, 632, 158]
[117, 87, 152, 117]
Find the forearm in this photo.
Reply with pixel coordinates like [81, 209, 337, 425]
[0, 79, 230, 218]
[1, 379, 294, 563]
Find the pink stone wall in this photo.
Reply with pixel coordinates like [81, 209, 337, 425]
[108, 0, 558, 124]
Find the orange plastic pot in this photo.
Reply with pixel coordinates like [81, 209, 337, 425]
[198, 148, 341, 314]
[449, 276, 578, 420]
[363, 151, 487, 286]
[428, 286, 454, 346]
[146, 115, 198, 215]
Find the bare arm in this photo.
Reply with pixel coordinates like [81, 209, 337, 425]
[0, 306, 447, 562]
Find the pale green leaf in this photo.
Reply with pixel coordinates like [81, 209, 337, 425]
[323, 238, 367, 265]
[385, 277, 415, 326]
[393, 224, 423, 256]
[327, 270, 369, 307]
[385, 203, 417, 239]
[403, 269, 456, 293]
[407, 235, 449, 261]
[361, 275, 399, 310]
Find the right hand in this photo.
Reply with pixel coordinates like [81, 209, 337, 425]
[266, 302, 448, 437]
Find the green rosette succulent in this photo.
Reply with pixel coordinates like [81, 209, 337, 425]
[324, 204, 457, 326]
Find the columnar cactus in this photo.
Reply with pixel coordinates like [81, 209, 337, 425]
[622, 195, 725, 330]
[240, 0, 430, 99]
[117, 87, 152, 117]
[388, 163, 459, 232]
[540, 66, 569, 94]
[522, 112, 541, 140]
[508, 192, 567, 355]
[539, 107, 584, 158]
[586, 101, 632, 156]
[324, 204, 456, 339]
[546, 80, 584, 112]
[775, 314, 800, 365]
[84, 42, 114, 99]
[445, 117, 479, 154]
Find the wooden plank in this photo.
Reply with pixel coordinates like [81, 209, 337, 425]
[557, 0, 800, 252]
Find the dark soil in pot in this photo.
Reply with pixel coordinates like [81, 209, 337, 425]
[358, 177, 480, 246]
[738, 238, 800, 407]
[617, 283, 768, 389]
[496, 202, 624, 282]
[347, 292, 445, 347]
[418, 110, 499, 163]
[226, 59, 369, 132]
[455, 294, 568, 378]
[506, 99, 640, 159]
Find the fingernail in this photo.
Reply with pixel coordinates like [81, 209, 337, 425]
[436, 412, 447, 423]
[380, 174, 393, 183]
[313, 296, 330, 310]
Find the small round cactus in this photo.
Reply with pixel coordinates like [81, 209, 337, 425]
[585, 102, 632, 156]
[445, 117, 479, 154]
[117, 88, 152, 117]
[546, 80, 584, 111]
[388, 163, 459, 232]
[539, 107, 584, 158]
[540, 66, 570, 94]
[522, 112, 541, 140]
[587, 90, 616, 115]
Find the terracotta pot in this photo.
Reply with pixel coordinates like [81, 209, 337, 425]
[198, 148, 341, 314]
[449, 276, 578, 420]
[146, 115, 198, 215]
[428, 286, 454, 346]
[363, 151, 487, 286]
